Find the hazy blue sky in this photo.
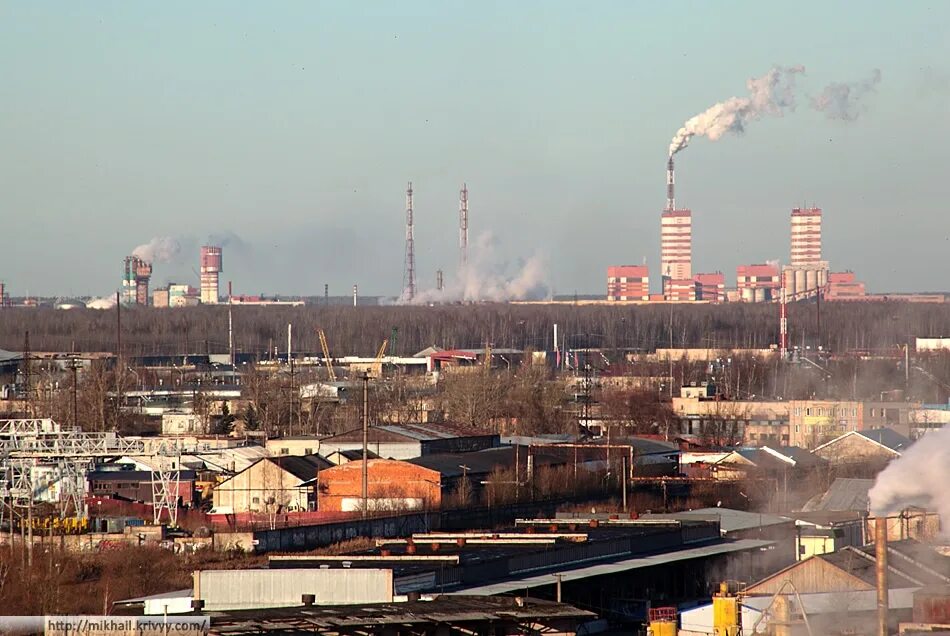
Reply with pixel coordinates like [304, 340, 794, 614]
[2, 2, 948, 297]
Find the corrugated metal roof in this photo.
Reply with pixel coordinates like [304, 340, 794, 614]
[802, 477, 874, 512]
[640, 508, 791, 533]
[448, 539, 774, 595]
[266, 455, 332, 480]
[857, 428, 912, 452]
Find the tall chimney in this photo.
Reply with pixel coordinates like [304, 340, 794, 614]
[875, 517, 888, 636]
[666, 156, 675, 211]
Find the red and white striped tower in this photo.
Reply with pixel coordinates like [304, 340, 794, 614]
[790, 207, 822, 266]
[661, 157, 693, 299]
[200, 246, 222, 304]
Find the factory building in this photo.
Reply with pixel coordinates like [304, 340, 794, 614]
[736, 263, 781, 302]
[693, 272, 725, 303]
[152, 284, 200, 308]
[826, 271, 867, 300]
[122, 256, 152, 306]
[664, 278, 697, 302]
[790, 206, 822, 266]
[606, 265, 649, 301]
[782, 262, 829, 300]
[200, 245, 222, 304]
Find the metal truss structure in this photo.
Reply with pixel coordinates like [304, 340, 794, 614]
[1, 419, 218, 526]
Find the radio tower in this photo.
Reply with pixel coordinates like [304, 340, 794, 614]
[403, 181, 416, 301]
[459, 183, 469, 268]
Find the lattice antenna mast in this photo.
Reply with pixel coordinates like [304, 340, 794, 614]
[403, 182, 416, 301]
[459, 183, 469, 268]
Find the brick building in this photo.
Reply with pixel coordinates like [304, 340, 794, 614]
[315, 459, 442, 512]
[826, 271, 867, 300]
[693, 272, 725, 303]
[606, 265, 649, 301]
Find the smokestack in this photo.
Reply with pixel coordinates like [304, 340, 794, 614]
[666, 156, 675, 211]
[875, 517, 888, 636]
[436, 269, 444, 292]
[403, 182, 416, 301]
[352, 284, 358, 307]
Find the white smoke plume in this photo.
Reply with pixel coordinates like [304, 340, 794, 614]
[669, 65, 805, 156]
[868, 426, 950, 534]
[811, 68, 882, 121]
[132, 236, 181, 263]
[85, 296, 117, 310]
[406, 232, 550, 304]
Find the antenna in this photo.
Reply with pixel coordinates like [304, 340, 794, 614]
[403, 182, 416, 301]
[459, 183, 469, 268]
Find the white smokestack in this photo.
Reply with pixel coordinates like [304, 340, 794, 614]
[132, 237, 181, 263]
[868, 425, 950, 536]
[669, 65, 805, 156]
[811, 69, 882, 121]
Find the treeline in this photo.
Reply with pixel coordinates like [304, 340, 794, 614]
[1, 301, 949, 357]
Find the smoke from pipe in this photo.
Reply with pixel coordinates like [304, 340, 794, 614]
[132, 237, 181, 264]
[669, 65, 805, 156]
[810, 68, 882, 121]
[668, 66, 883, 156]
[404, 232, 550, 304]
[868, 426, 950, 535]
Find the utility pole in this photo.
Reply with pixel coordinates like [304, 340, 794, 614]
[361, 372, 369, 520]
[287, 324, 294, 435]
[22, 330, 32, 418]
[68, 358, 80, 429]
[115, 291, 122, 430]
[621, 455, 628, 512]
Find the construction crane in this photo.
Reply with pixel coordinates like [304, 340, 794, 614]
[318, 328, 336, 382]
[373, 339, 389, 378]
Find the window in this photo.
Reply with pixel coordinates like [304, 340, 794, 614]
[252, 497, 260, 504]
[305, 448, 313, 455]
[805, 408, 811, 416]
[795, 425, 800, 433]
[870, 408, 876, 417]
[794, 408, 801, 416]
[280, 448, 289, 455]
[852, 408, 857, 417]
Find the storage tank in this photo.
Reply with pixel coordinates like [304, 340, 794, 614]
[805, 269, 818, 295]
[794, 269, 806, 296]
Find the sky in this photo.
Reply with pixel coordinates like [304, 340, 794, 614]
[1, 2, 949, 298]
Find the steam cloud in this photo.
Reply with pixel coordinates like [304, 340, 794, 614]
[132, 237, 181, 263]
[669, 66, 882, 156]
[869, 426, 950, 533]
[669, 65, 805, 156]
[405, 232, 550, 304]
[810, 68, 882, 121]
